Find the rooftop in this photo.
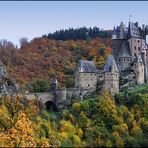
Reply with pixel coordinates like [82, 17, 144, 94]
[78, 60, 98, 73]
[104, 55, 119, 73]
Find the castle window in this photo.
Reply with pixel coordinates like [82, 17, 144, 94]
[135, 46, 136, 50]
[86, 79, 87, 81]
[99, 75, 102, 78]
[138, 47, 140, 50]
[142, 69, 143, 71]
[118, 59, 121, 61]
[88, 84, 90, 87]
[124, 59, 126, 61]
[137, 40, 140, 43]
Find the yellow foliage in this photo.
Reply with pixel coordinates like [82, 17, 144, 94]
[72, 102, 81, 113]
[0, 111, 36, 147]
[37, 137, 50, 147]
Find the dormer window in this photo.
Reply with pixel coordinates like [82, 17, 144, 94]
[79, 68, 84, 72]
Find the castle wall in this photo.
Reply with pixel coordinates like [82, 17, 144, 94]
[97, 72, 104, 81]
[128, 38, 142, 59]
[116, 57, 132, 71]
[24, 93, 54, 104]
[134, 63, 145, 84]
[75, 71, 97, 91]
[103, 72, 119, 96]
[66, 88, 89, 99]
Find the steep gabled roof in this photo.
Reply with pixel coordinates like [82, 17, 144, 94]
[112, 39, 124, 58]
[127, 22, 141, 38]
[117, 40, 132, 58]
[112, 26, 117, 35]
[78, 60, 98, 73]
[104, 55, 119, 73]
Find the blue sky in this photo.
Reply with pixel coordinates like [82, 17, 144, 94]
[0, 1, 148, 46]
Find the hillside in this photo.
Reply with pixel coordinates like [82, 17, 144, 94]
[0, 37, 111, 90]
[0, 85, 148, 147]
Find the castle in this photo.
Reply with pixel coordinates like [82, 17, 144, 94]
[1, 21, 148, 111]
[74, 21, 148, 96]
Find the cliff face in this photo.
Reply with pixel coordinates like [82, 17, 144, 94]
[0, 60, 17, 94]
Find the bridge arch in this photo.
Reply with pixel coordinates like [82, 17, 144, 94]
[45, 101, 57, 111]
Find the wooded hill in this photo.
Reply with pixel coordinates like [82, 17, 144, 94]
[44, 27, 112, 41]
[0, 36, 111, 90]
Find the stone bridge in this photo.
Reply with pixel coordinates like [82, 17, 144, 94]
[22, 88, 91, 111]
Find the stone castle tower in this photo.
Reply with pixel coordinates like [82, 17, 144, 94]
[75, 60, 98, 92]
[73, 21, 148, 97]
[112, 21, 148, 87]
[134, 54, 145, 84]
[103, 55, 119, 96]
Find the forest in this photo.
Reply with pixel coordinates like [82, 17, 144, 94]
[0, 36, 111, 92]
[0, 84, 148, 147]
[0, 28, 148, 147]
[44, 27, 112, 41]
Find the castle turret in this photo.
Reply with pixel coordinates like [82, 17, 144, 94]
[127, 22, 142, 60]
[50, 79, 58, 92]
[103, 55, 119, 96]
[112, 26, 117, 39]
[119, 22, 125, 39]
[75, 60, 98, 92]
[116, 40, 132, 71]
[134, 54, 144, 84]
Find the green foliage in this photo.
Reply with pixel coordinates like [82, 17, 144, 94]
[26, 79, 49, 92]
[65, 75, 74, 88]
[99, 47, 105, 55]
[1, 84, 148, 147]
[46, 27, 112, 41]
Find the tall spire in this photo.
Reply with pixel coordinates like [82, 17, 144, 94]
[112, 26, 117, 39]
[104, 55, 119, 73]
[111, 58, 119, 73]
[119, 22, 125, 39]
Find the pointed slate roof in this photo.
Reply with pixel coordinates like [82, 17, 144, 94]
[117, 40, 132, 58]
[78, 60, 98, 73]
[112, 39, 124, 58]
[104, 55, 119, 73]
[112, 26, 117, 35]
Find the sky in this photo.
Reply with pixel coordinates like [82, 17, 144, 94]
[0, 1, 148, 46]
